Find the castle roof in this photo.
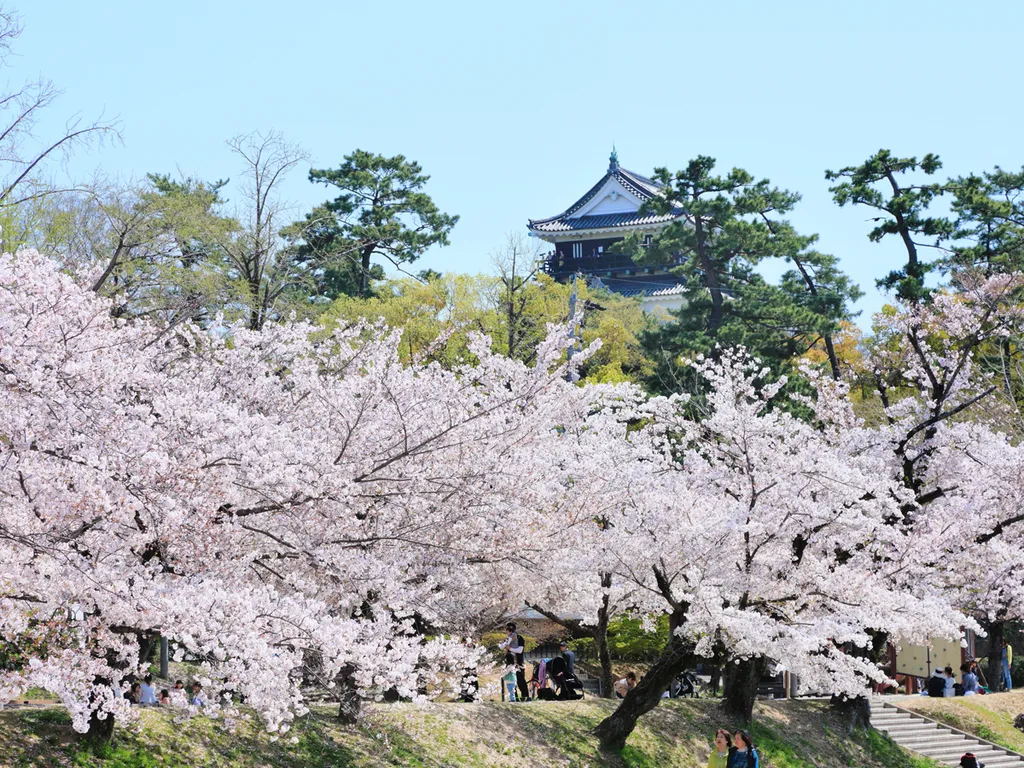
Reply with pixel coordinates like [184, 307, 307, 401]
[528, 153, 686, 236]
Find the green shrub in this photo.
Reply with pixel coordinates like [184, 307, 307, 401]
[607, 615, 668, 661]
[20, 707, 72, 725]
[568, 637, 595, 656]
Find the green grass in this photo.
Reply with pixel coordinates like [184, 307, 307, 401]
[20, 687, 58, 701]
[0, 698, 948, 768]
[859, 729, 944, 768]
[901, 692, 1024, 754]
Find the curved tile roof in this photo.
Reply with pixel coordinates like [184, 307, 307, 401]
[529, 211, 680, 232]
[590, 275, 686, 299]
[528, 160, 686, 233]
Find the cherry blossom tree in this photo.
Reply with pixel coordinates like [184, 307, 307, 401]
[581, 349, 970, 750]
[0, 248, 608, 741]
[851, 272, 1024, 690]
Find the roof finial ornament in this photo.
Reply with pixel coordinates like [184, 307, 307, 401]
[609, 144, 618, 173]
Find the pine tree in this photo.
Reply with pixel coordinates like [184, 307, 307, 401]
[289, 151, 458, 298]
[625, 156, 859, 391]
[826, 149, 951, 303]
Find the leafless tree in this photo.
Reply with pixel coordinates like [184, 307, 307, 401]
[491, 231, 542, 360]
[220, 131, 309, 330]
[0, 8, 119, 210]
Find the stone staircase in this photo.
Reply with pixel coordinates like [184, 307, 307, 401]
[579, 676, 601, 697]
[871, 697, 1024, 766]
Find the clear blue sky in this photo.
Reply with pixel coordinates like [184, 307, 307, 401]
[17, 0, 1024, 327]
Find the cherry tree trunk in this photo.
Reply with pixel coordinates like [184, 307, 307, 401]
[722, 657, 763, 722]
[708, 665, 721, 696]
[985, 619, 1006, 691]
[336, 665, 361, 725]
[84, 708, 116, 746]
[137, 632, 157, 671]
[593, 625, 691, 751]
[595, 630, 613, 699]
[828, 634, 882, 731]
[595, 573, 614, 698]
[83, 676, 117, 746]
[831, 694, 871, 732]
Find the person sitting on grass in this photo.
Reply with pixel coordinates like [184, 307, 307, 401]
[613, 671, 637, 699]
[729, 729, 759, 768]
[158, 689, 171, 705]
[944, 666, 957, 697]
[190, 682, 205, 707]
[170, 680, 188, 705]
[961, 663, 981, 696]
[139, 675, 158, 705]
[926, 667, 946, 697]
[958, 663, 983, 696]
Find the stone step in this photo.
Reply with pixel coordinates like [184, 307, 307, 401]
[879, 726, 947, 738]
[974, 757, 1024, 767]
[982, 758, 1024, 767]
[899, 738, 976, 752]
[880, 729, 942, 741]
[871, 700, 1024, 767]
[901, 738, 976, 751]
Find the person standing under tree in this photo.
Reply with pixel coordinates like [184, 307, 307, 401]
[559, 641, 575, 677]
[1001, 638, 1013, 692]
[498, 622, 529, 701]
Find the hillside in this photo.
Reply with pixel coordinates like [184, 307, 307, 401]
[900, 691, 1024, 755]
[0, 698, 940, 768]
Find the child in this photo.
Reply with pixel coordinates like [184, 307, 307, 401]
[503, 669, 519, 701]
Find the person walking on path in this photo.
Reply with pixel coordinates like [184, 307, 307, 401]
[708, 729, 731, 768]
[728, 729, 760, 768]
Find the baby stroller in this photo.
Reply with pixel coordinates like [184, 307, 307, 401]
[670, 670, 700, 699]
[546, 656, 584, 700]
[960, 753, 984, 768]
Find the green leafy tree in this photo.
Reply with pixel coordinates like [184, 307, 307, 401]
[281, 202, 384, 301]
[297, 151, 458, 298]
[826, 149, 952, 303]
[627, 156, 859, 391]
[946, 166, 1024, 276]
[779, 249, 863, 379]
[19, 173, 235, 326]
[319, 270, 654, 383]
[944, 167, 1024, 430]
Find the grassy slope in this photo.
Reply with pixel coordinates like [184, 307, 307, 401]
[0, 699, 941, 768]
[900, 691, 1024, 754]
